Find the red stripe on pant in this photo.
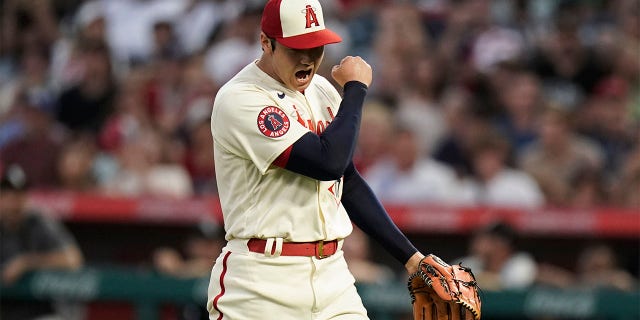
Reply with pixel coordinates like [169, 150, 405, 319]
[213, 251, 232, 319]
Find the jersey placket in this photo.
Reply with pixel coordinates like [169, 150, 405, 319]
[298, 91, 331, 242]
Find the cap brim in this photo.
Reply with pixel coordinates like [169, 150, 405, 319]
[276, 29, 342, 49]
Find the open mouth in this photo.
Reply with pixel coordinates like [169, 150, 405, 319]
[295, 69, 312, 82]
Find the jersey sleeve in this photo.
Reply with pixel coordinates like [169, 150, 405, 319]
[211, 86, 309, 174]
[28, 213, 78, 253]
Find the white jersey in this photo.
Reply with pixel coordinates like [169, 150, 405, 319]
[211, 61, 353, 242]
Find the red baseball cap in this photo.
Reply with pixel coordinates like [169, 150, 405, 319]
[261, 0, 342, 50]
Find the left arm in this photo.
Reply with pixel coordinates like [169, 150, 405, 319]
[2, 246, 83, 284]
[341, 162, 424, 273]
[2, 214, 84, 285]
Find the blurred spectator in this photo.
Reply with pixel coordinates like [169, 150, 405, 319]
[49, 0, 109, 92]
[434, 0, 499, 92]
[576, 243, 637, 291]
[98, 67, 153, 152]
[609, 39, 640, 121]
[71, 0, 108, 46]
[204, 4, 262, 85]
[56, 134, 99, 192]
[369, 3, 430, 104]
[471, 22, 525, 75]
[151, 19, 183, 62]
[612, 146, 640, 208]
[145, 53, 216, 140]
[342, 227, 394, 285]
[179, 53, 217, 126]
[433, 87, 486, 178]
[577, 76, 637, 175]
[174, 0, 242, 56]
[1, 45, 57, 155]
[101, 0, 186, 65]
[180, 55, 217, 195]
[364, 123, 467, 205]
[534, 262, 576, 289]
[100, 130, 151, 195]
[353, 100, 393, 175]
[0, 45, 56, 117]
[153, 221, 224, 279]
[528, 10, 609, 109]
[536, 242, 639, 290]
[101, 128, 193, 198]
[374, 0, 426, 64]
[144, 53, 185, 136]
[395, 54, 448, 153]
[467, 129, 544, 208]
[492, 69, 543, 155]
[153, 221, 225, 320]
[0, 164, 84, 320]
[369, 54, 404, 107]
[456, 221, 537, 291]
[55, 40, 117, 136]
[1, 0, 59, 60]
[1, 91, 64, 188]
[519, 106, 604, 206]
[615, 0, 640, 41]
[184, 118, 217, 195]
[567, 166, 609, 209]
[331, 0, 379, 58]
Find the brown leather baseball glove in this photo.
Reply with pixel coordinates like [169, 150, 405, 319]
[408, 254, 481, 320]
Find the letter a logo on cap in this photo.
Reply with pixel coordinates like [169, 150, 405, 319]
[304, 5, 319, 28]
[261, 0, 342, 49]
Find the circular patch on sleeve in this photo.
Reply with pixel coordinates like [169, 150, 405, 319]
[257, 106, 290, 138]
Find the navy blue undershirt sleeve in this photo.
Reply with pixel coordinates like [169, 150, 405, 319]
[284, 81, 367, 181]
[341, 162, 419, 264]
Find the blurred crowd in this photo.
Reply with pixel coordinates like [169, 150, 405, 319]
[454, 220, 637, 292]
[0, 0, 638, 209]
[0, 2, 638, 319]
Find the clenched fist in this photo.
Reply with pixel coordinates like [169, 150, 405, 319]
[331, 56, 372, 88]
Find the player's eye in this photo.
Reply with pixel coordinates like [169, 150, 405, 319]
[310, 46, 324, 58]
[291, 46, 324, 60]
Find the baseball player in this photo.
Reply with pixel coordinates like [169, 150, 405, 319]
[207, 0, 426, 318]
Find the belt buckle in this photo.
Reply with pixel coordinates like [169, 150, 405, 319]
[315, 240, 329, 259]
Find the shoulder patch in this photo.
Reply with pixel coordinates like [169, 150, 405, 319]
[257, 106, 290, 138]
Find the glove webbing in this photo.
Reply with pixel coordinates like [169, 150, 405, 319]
[408, 263, 481, 319]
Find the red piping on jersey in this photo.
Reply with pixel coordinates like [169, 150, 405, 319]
[213, 251, 231, 319]
[326, 107, 335, 120]
[273, 145, 293, 168]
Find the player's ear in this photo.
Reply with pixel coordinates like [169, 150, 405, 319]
[260, 32, 274, 53]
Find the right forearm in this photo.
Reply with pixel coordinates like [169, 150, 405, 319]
[283, 81, 368, 180]
[316, 80, 368, 166]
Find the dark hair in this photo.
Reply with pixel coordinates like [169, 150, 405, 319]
[187, 221, 223, 240]
[269, 37, 277, 51]
[470, 129, 510, 158]
[569, 165, 608, 202]
[477, 221, 517, 247]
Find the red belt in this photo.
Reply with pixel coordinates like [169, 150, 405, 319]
[247, 238, 338, 259]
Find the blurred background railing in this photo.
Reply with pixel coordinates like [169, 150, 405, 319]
[2, 268, 639, 320]
[27, 191, 640, 236]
